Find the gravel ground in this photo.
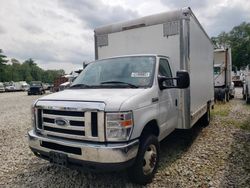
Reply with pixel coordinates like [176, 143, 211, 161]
[0, 88, 249, 188]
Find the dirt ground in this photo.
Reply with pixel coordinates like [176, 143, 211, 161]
[0, 88, 249, 188]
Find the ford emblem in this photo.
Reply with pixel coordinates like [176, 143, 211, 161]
[55, 118, 68, 126]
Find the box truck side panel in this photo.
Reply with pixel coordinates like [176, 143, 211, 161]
[214, 51, 226, 87]
[189, 16, 214, 125]
[97, 24, 180, 74]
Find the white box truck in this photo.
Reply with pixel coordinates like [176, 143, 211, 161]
[214, 48, 234, 101]
[243, 65, 250, 104]
[28, 7, 214, 184]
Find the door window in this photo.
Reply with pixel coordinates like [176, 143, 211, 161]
[158, 58, 173, 86]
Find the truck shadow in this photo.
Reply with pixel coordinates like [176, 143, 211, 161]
[12, 123, 204, 188]
[158, 120, 204, 170]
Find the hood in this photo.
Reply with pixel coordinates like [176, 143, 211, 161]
[38, 88, 147, 111]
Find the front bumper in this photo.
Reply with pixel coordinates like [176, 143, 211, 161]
[28, 90, 40, 95]
[28, 130, 139, 170]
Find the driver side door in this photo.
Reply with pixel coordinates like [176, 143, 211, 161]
[158, 58, 179, 140]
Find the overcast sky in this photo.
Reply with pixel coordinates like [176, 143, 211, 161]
[0, 0, 249, 73]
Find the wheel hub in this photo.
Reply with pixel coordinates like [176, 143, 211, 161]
[143, 144, 157, 175]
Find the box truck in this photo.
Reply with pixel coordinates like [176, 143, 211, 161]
[243, 65, 250, 104]
[214, 48, 234, 101]
[28, 7, 214, 184]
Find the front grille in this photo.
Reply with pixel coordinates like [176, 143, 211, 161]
[36, 108, 104, 142]
[30, 87, 39, 92]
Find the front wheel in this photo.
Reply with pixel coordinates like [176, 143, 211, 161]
[128, 135, 159, 185]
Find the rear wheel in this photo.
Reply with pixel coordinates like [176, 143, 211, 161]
[246, 97, 250, 104]
[128, 135, 159, 185]
[226, 91, 229, 102]
[246, 87, 250, 104]
[201, 104, 210, 126]
[243, 94, 246, 100]
[246, 93, 250, 104]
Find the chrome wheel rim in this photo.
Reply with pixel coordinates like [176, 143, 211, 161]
[143, 144, 157, 175]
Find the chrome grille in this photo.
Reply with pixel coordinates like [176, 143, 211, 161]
[36, 108, 105, 142]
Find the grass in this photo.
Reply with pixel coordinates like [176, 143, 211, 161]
[212, 102, 250, 132]
[211, 102, 231, 117]
[239, 117, 250, 131]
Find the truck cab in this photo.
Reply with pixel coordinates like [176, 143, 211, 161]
[28, 54, 189, 181]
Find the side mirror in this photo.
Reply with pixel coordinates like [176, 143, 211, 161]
[158, 70, 190, 90]
[83, 62, 88, 69]
[158, 76, 169, 90]
[176, 71, 190, 88]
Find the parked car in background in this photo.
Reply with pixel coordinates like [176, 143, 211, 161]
[232, 75, 243, 87]
[28, 81, 45, 95]
[52, 76, 68, 92]
[0, 82, 5, 92]
[53, 70, 82, 92]
[19, 81, 29, 91]
[4, 82, 15, 92]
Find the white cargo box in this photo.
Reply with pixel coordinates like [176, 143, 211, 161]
[214, 48, 232, 87]
[94, 7, 214, 128]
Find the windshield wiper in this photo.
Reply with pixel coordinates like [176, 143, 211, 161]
[70, 84, 91, 88]
[100, 81, 139, 88]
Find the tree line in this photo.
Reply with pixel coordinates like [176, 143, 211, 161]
[211, 22, 250, 69]
[1, 21, 249, 82]
[0, 50, 64, 83]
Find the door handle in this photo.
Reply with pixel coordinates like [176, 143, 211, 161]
[152, 97, 159, 103]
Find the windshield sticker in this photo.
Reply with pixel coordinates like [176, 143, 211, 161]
[131, 72, 150, 78]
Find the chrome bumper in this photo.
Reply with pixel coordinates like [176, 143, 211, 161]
[28, 130, 139, 164]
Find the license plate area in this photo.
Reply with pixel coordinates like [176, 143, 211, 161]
[49, 151, 68, 166]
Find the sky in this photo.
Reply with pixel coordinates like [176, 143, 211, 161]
[0, 0, 249, 73]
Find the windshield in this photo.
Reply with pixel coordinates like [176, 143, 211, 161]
[71, 56, 155, 88]
[214, 66, 221, 75]
[30, 82, 42, 86]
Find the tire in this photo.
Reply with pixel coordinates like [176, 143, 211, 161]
[246, 94, 250, 104]
[221, 91, 226, 102]
[128, 135, 159, 185]
[246, 87, 250, 104]
[201, 104, 210, 126]
[226, 92, 229, 102]
[246, 97, 250, 104]
[243, 94, 246, 100]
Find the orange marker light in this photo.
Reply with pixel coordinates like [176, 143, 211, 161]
[120, 119, 133, 127]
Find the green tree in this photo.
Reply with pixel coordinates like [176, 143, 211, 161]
[11, 59, 22, 81]
[0, 52, 65, 83]
[212, 22, 250, 69]
[0, 49, 8, 82]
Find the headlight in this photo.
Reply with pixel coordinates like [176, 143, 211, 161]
[106, 112, 133, 141]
